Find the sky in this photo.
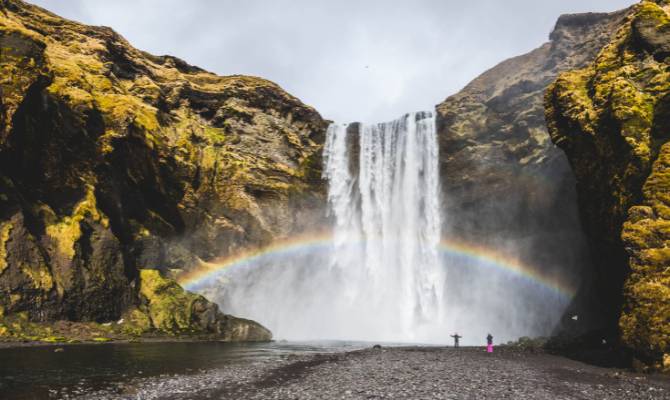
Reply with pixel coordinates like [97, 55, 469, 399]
[30, 0, 633, 123]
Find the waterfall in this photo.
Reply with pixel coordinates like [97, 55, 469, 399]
[201, 110, 571, 344]
[322, 112, 445, 341]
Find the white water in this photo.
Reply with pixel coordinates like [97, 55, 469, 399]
[202, 111, 571, 344]
[321, 112, 445, 341]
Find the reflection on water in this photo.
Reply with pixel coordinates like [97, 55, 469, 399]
[0, 341, 367, 399]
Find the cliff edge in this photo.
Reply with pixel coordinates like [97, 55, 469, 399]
[0, 0, 326, 340]
[546, 0, 670, 371]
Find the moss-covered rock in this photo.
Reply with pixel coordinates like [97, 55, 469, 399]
[435, 7, 630, 339]
[139, 269, 199, 332]
[0, 0, 326, 339]
[136, 269, 270, 340]
[546, 0, 670, 371]
[0, 221, 12, 275]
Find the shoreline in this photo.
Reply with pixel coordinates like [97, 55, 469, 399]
[3, 343, 669, 399]
[0, 336, 274, 349]
[0, 339, 539, 352]
[231, 346, 670, 399]
[0, 338, 646, 371]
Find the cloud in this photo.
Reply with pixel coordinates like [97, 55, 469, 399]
[30, 0, 633, 123]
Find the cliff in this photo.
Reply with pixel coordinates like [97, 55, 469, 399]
[0, 0, 326, 340]
[436, 8, 630, 334]
[546, 0, 670, 371]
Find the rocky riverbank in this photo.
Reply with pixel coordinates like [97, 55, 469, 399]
[70, 346, 670, 399]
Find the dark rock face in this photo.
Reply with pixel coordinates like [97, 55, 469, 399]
[435, 9, 630, 334]
[546, 0, 670, 371]
[0, 0, 325, 339]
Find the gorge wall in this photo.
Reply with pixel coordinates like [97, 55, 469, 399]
[546, 0, 670, 371]
[436, 9, 630, 337]
[0, 0, 326, 339]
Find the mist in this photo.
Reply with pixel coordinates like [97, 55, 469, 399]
[187, 114, 575, 345]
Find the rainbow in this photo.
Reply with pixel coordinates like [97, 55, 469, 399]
[178, 233, 576, 299]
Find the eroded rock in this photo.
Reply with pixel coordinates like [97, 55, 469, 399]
[0, 0, 325, 339]
[436, 6, 630, 338]
[546, 0, 670, 371]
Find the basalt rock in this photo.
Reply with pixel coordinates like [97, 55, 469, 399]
[0, 0, 326, 339]
[546, 0, 670, 371]
[137, 269, 270, 340]
[436, 8, 630, 335]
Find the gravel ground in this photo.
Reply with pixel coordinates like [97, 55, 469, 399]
[77, 346, 670, 400]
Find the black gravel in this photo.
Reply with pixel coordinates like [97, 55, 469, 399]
[77, 347, 670, 399]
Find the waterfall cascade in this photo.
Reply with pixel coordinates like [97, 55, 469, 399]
[204, 111, 570, 344]
[322, 112, 445, 341]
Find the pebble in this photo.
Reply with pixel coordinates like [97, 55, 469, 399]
[68, 347, 670, 400]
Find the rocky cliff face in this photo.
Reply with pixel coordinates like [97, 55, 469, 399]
[546, 0, 670, 371]
[0, 0, 326, 340]
[436, 9, 630, 333]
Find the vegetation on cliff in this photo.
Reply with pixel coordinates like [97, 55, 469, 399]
[0, 0, 325, 340]
[546, 0, 670, 371]
[435, 7, 630, 339]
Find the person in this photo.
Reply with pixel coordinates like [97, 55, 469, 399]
[450, 333, 462, 348]
[486, 333, 494, 353]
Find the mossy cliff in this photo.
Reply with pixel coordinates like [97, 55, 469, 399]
[546, 0, 670, 371]
[0, 269, 270, 341]
[436, 8, 629, 333]
[0, 0, 327, 340]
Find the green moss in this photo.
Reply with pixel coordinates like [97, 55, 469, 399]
[43, 38, 160, 137]
[203, 126, 226, 145]
[621, 145, 670, 363]
[119, 308, 152, 336]
[0, 313, 50, 340]
[0, 222, 13, 275]
[40, 336, 67, 343]
[643, 143, 670, 210]
[620, 272, 670, 360]
[138, 269, 202, 333]
[0, 0, 311, 346]
[549, 69, 597, 136]
[638, 1, 670, 28]
[547, 1, 670, 371]
[0, 313, 135, 342]
[0, 16, 43, 41]
[637, 247, 670, 268]
[622, 215, 670, 249]
[610, 77, 654, 159]
[94, 93, 159, 132]
[219, 98, 255, 121]
[0, 27, 48, 143]
[297, 144, 324, 184]
[45, 185, 107, 259]
[9, 294, 21, 307]
[19, 263, 53, 291]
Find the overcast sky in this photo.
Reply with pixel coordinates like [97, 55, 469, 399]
[30, 0, 632, 123]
